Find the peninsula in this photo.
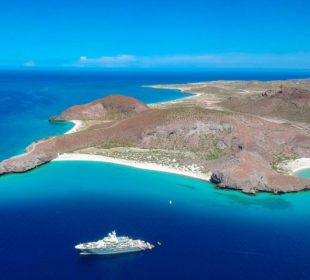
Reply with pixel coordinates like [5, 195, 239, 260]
[1, 79, 310, 194]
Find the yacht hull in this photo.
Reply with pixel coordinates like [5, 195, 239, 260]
[78, 247, 146, 255]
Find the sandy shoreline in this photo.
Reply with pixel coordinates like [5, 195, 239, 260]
[284, 158, 310, 174]
[59, 85, 309, 184]
[65, 120, 83, 134]
[59, 91, 211, 182]
[53, 153, 211, 182]
[145, 85, 201, 107]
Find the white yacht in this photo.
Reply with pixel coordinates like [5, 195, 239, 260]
[75, 231, 154, 255]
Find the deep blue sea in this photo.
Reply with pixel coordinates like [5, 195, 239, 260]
[1, 70, 310, 280]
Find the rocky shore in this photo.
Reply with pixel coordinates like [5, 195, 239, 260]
[1, 80, 310, 194]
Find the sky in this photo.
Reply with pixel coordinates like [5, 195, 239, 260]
[1, 0, 310, 70]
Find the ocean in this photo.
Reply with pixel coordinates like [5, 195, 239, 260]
[0, 70, 310, 280]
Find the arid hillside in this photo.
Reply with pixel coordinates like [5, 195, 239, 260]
[50, 94, 149, 121]
[221, 86, 310, 123]
[0, 96, 310, 194]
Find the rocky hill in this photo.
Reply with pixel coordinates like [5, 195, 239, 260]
[50, 94, 149, 121]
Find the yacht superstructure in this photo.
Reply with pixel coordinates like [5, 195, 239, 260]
[75, 231, 154, 255]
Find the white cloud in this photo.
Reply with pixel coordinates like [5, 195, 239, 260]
[79, 56, 88, 62]
[23, 60, 36, 67]
[69, 53, 310, 69]
[78, 55, 137, 67]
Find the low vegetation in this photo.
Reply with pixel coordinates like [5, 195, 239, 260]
[271, 153, 298, 174]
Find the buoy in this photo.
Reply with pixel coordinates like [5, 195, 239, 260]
[157, 242, 162, 246]
[169, 200, 172, 205]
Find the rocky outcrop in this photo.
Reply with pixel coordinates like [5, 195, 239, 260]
[50, 94, 149, 121]
[210, 174, 223, 184]
[210, 151, 310, 194]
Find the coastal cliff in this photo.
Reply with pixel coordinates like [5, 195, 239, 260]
[1, 80, 310, 194]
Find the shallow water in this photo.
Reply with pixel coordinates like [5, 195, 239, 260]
[295, 168, 310, 179]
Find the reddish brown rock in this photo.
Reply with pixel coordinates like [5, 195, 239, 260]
[50, 94, 149, 121]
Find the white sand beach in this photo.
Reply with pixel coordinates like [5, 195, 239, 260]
[65, 120, 83, 134]
[53, 153, 211, 182]
[147, 87, 200, 107]
[284, 158, 310, 174]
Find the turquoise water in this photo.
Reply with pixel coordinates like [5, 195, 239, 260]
[295, 168, 310, 179]
[1, 161, 310, 279]
[1, 71, 310, 279]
